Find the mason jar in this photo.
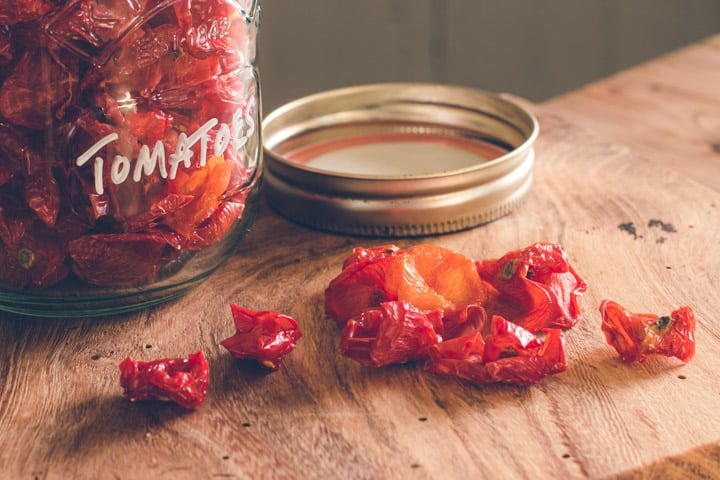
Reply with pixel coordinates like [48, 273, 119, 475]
[0, 0, 262, 317]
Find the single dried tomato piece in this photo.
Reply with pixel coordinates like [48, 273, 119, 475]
[0, 122, 31, 186]
[119, 351, 209, 409]
[0, 26, 11, 66]
[162, 154, 234, 241]
[125, 193, 194, 232]
[0, 221, 69, 288]
[123, 110, 174, 146]
[220, 304, 302, 370]
[45, 0, 148, 61]
[0, 46, 79, 130]
[325, 252, 397, 328]
[384, 244, 489, 313]
[599, 299, 696, 363]
[425, 316, 567, 386]
[478, 242, 587, 332]
[339, 301, 440, 367]
[0, 0, 55, 25]
[68, 233, 169, 287]
[0, 242, 30, 289]
[23, 168, 60, 227]
[185, 197, 245, 250]
[0, 191, 34, 249]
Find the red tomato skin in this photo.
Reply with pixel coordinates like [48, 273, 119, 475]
[119, 351, 209, 409]
[600, 300, 696, 363]
[220, 304, 302, 370]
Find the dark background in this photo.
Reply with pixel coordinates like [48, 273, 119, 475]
[257, 1, 720, 113]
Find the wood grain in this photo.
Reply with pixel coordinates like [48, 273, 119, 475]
[1, 107, 719, 479]
[544, 34, 720, 191]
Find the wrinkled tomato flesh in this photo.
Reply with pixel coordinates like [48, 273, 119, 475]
[600, 299, 696, 363]
[220, 303, 302, 370]
[119, 351, 209, 409]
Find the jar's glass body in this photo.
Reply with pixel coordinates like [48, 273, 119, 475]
[0, 1, 262, 317]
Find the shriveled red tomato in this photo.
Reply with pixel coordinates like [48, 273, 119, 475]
[0, 123, 27, 186]
[0, 221, 69, 288]
[599, 299, 696, 363]
[23, 168, 60, 228]
[0, 46, 79, 130]
[384, 244, 489, 313]
[68, 233, 169, 287]
[325, 247, 401, 328]
[0, 0, 55, 25]
[340, 301, 440, 367]
[162, 154, 234, 243]
[119, 351, 209, 409]
[425, 316, 567, 386]
[0, 192, 34, 249]
[478, 242, 587, 332]
[180, 198, 246, 251]
[220, 304, 302, 370]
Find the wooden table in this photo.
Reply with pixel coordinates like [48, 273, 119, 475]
[2, 35, 720, 479]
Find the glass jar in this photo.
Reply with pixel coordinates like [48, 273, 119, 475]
[0, 0, 262, 317]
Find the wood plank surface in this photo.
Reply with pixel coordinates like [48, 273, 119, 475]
[544, 34, 720, 191]
[1, 106, 719, 479]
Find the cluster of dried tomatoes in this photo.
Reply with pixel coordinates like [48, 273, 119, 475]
[0, 1, 257, 289]
[118, 241, 696, 408]
[325, 242, 696, 386]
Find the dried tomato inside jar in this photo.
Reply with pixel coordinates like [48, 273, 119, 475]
[0, 1, 262, 316]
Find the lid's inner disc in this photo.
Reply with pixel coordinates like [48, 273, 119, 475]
[284, 130, 510, 177]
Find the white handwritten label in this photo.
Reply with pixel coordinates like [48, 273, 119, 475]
[76, 98, 256, 195]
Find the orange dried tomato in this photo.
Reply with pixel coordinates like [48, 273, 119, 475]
[384, 244, 489, 313]
[162, 154, 233, 243]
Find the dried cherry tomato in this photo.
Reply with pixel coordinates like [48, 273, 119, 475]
[384, 244, 489, 313]
[23, 168, 60, 228]
[425, 316, 567, 386]
[68, 233, 169, 287]
[340, 301, 440, 367]
[183, 198, 246, 251]
[1, 221, 69, 288]
[478, 242, 587, 332]
[119, 351, 209, 409]
[0, 123, 30, 187]
[325, 252, 397, 328]
[0, 191, 34, 249]
[0, 26, 11, 66]
[0, 0, 55, 25]
[162, 155, 234, 243]
[220, 304, 302, 370]
[0, 46, 79, 130]
[599, 299, 696, 363]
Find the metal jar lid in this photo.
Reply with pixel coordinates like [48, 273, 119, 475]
[262, 83, 539, 237]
